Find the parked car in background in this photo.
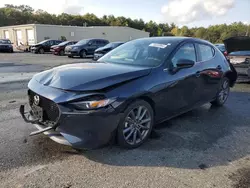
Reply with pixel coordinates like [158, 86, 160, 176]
[50, 41, 78, 56]
[65, 38, 109, 58]
[0, 39, 13, 53]
[93, 42, 124, 60]
[215, 44, 228, 58]
[20, 37, 237, 150]
[224, 36, 250, 78]
[30, 39, 63, 54]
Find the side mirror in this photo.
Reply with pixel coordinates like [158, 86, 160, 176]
[88, 42, 92, 46]
[176, 59, 195, 69]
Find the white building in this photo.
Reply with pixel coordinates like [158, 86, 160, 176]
[0, 24, 149, 46]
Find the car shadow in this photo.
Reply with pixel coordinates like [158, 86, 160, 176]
[81, 90, 250, 169]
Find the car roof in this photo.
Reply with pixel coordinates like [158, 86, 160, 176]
[135, 37, 213, 46]
[85, 38, 109, 41]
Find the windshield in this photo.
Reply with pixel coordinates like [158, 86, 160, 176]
[104, 42, 123, 48]
[98, 39, 175, 67]
[229, 51, 250, 56]
[37, 40, 49, 45]
[58, 41, 69, 46]
[76, 39, 89, 45]
[103, 43, 114, 48]
[0, 40, 11, 44]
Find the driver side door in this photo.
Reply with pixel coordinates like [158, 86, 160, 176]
[155, 43, 202, 120]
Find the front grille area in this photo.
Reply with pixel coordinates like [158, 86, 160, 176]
[28, 90, 60, 123]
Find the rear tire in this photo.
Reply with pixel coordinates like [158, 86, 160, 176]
[117, 100, 154, 149]
[211, 77, 230, 106]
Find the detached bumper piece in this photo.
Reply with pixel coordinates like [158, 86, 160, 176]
[19, 105, 72, 146]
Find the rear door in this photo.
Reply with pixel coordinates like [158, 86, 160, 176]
[196, 43, 223, 102]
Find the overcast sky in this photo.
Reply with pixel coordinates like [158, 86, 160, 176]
[0, 0, 249, 27]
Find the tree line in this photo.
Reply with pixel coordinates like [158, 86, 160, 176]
[0, 4, 249, 43]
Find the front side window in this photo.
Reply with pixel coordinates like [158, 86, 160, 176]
[198, 44, 214, 61]
[171, 43, 196, 67]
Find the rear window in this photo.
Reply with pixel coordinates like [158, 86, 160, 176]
[198, 44, 214, 61]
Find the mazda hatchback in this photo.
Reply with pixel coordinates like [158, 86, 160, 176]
[20, 37, 237, 149]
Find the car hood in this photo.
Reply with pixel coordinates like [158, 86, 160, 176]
[223, 36, 250, 53]
[33, 62, 151, 91]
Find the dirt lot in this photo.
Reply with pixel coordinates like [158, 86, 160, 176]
[0, 52, 250, 188]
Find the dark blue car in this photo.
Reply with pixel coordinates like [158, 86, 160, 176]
[65, 38, 109, 58]
[20, 37, 237, 150]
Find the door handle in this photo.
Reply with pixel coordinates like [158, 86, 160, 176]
[195, 71, 201, 77]
[217, 65, 222, 70]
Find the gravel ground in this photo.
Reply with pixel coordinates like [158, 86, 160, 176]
[0, 52, 250, 188]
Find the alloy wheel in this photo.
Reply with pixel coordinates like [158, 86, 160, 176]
[123, 106, 152, 145]
[218, 79, 229, 104]
[59, 50, 64, 56]
[39, 48, 44, 54]
[80, 50, 86, 58]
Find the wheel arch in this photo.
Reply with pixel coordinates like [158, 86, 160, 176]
[80, 48, 87, 53]
[224, 70, 237, 87]
[119, 95, 156, 118]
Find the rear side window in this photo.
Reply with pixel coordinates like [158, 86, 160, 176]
[198, 44, 214, 61]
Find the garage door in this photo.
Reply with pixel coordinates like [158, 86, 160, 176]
[15, 30, 22, 45]
[27, 29, 35, 45]
[4, 30, 9, 39]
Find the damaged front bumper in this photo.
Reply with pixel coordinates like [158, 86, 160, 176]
[20, 101, 121, 149]
[19, 104, 72, 146]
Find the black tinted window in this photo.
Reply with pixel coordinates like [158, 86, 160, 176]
[198, 44, 214, 61]
[55, 41, 62, 45]
[172, 43, 196, 67]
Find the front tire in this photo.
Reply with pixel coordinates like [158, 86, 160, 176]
[117, 100, 154, 149]
[80, 50, 87, 58]
[211, 77, 230, 106]
[59, 50, 64, 56]
[39, 48, 45, 54]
